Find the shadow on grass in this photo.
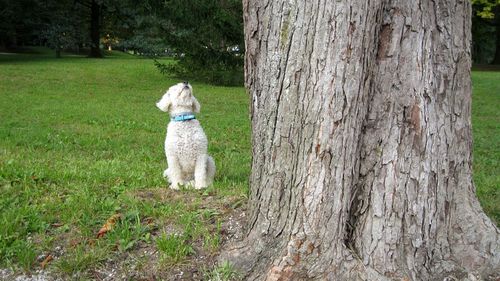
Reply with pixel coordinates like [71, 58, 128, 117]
[472, 64, 500, 71]
[0, 47, 142, 64]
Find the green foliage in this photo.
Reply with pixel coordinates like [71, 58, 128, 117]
[39, 0, 88, 57]
[116, 34, 167, 56]
[103, 2, 170, 56]
[0, 0, 91, 57]
[155, 59, 244, 86]
[0, 0, 243, 78]
[471, 0, 500, 19]
[41, 23, 79, 57]
[472, 13, 497, 64]
[471, 0, 499, 63]
[0, 0, 46, 48]
[155, 0, 244, 85]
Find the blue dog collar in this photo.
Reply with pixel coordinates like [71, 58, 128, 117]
[171, 113, 196, 122]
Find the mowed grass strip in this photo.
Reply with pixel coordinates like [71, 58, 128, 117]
[471, 71, 500, 225]
[0, 49, 498, 277]
[0, 48, 250, 277]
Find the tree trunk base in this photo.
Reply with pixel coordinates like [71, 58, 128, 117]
[218, 191, 500, 280]
[219, 237, 392, 280]
[220, 238, 499, 281]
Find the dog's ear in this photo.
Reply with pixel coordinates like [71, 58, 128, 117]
[191, 96, 200, 113]
[156, 93, 171, 112]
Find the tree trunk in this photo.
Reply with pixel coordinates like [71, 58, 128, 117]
[221, 0, 500, 280]
[89, 0, 102, 58]
[492, 6, 500, 65]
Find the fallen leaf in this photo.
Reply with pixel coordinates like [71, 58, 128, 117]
[51, 223, 64, 228]
[40, 255, 53, 269]
[96, 214, 122, 238]
[143, 217, 154, 225]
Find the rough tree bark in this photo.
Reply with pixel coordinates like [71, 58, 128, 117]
[221, 0, 499, 280]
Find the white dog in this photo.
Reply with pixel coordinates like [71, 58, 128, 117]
[156, 81, 216, 189]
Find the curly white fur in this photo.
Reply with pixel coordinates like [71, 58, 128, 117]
[156, 82, 216, 189]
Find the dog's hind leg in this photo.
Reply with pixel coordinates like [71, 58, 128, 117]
[194, 154, 210, 189]
[206, 156, 216, 187]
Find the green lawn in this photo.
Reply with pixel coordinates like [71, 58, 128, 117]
[471, 71, 500, 225]
[0, 49, 498, 279]
[0, 48, 249, 279]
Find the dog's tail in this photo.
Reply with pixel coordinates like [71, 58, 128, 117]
[206, 156, 216, 185]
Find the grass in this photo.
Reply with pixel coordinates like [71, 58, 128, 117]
[156, 232, 195, 264]
[203, 261, 241, 281]
[0, 48, 498, 278]
[0, 47, 250, 279]
[472, 71, 500, 224]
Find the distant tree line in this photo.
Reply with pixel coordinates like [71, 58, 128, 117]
[1, 0, 107, 58]
[1, 1, 496, 82]
[0, 0, 243, 84]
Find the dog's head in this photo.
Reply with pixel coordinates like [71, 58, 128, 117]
[156, 81, 200, 114]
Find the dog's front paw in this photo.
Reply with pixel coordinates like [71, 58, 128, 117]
[169, 183, 180, 190]
[185, 180, 195, 188]
[194, 183, 208, 190]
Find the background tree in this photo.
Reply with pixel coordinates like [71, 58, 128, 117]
[154, 0, 244, 85]
[0, 0, 45, 49]
[0, 0, 90, 55]
[1, 0, 245, 76]
[73, 0, 174, 58]
[222, 0, 500, 280]
[41, 22, 77, 58]
[106, 1, 170, 56]
[39, 0, 87, 58]
[72, 0, 104, 58]
[472, 0, 500, 64]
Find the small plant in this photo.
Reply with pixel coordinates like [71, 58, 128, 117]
[204, 261, 241, 281]
[55, 243, 109, 276]
[156, 232, 194, 264]
[105, 211, 151, 252]
[203, 219, 222, 252]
